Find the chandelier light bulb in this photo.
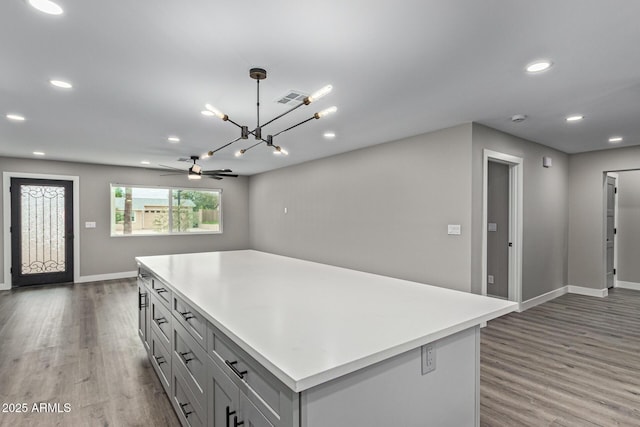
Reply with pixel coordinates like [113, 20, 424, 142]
[205, 104, 226, 120]
[28, 0, 64, 15]
[315, 106, 337, 119]
[235, 150, 245, 157]
[307, 85, 333, 103]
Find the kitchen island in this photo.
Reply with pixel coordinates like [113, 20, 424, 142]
[136, 250, 516, 427]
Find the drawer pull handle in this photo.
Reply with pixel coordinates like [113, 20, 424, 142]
[180, 311, 195, 321]
[138, 292, 147, 310]
[179, 351, 194, 364]
[155, 317, 168, 325]
[156, 288, 168, 294]
[155, 355, 166, 365]
[180, 402, 193, 418]
[234, 415, 244, 427]
[225, 360, 247, 379]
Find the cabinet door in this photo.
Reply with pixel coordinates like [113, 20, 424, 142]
[239, 392, 274, 427]
[137, 283, 149, 351]
[208, 358, 239, 427]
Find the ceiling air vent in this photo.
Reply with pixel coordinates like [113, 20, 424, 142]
[275, 90, 308, 105]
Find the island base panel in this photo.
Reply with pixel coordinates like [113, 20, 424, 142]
[300, 326, 479, 427]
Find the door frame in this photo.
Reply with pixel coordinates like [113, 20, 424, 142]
[481, 149, 523, 303]
[2, 171, 80, 289]
[604, 172, 619, 288]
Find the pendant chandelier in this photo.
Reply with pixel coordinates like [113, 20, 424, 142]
[203, 68, 336, 158]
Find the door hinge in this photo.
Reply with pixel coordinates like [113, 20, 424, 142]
[613, 268, 617, 275]
[615, 187, 618, 194]
[614, 228, 617, 235]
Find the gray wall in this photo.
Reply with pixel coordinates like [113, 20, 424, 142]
[250, 124, 474, 292]
[616, 170, 640, 284]
[0, 156, 250, 281]
[471, 124, 569, 301]
[568, 146, 640, 289]
[487, 161, 509, 299]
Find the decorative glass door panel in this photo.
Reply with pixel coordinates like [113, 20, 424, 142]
[11, 178, 74, 286]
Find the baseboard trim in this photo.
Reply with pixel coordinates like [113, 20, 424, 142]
[615, 280, 640, 291]
[76, 270, 137, 284]
[567, 285, 608, 298]
[0, 283, 8, 291]
[519, 287, 568, 312]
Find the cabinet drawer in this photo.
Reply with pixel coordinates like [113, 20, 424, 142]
[172, 367, 205, 427]
[150, 294, 172, 348]
[208, 324, 291, 426]
[173, 321, 208, 412]
[150, 329, 171, 395]
[151, 277, 172, 309]
[173, 295, 207, 346]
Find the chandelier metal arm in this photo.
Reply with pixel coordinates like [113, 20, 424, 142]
[207, 137, 242, 156]
[260, 101, 307, 129]
[272, 116, 316, 138]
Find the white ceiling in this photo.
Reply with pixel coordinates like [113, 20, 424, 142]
[2, 0, 639, 175]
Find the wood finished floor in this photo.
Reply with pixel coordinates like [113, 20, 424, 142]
[481, 288, 640, 427]
[0, 279, 179, 427]
[1, 280, 639, 426]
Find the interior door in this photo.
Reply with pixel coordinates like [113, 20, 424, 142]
[10, 178, 74, 286]
[487, 161, 510, 299]
[605, 176, 616, 288]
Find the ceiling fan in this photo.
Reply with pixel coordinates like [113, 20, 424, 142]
[160, 156, 238, 180]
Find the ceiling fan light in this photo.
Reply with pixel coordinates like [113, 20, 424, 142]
[307, 85, 333, 103]
[315, 106, 338, 119]
[191, 164, 202, 174]
[188, 173, 202, 180]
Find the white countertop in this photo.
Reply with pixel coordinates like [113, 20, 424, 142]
[136, 250, 516, 392]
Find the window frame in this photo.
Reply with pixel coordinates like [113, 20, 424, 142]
[109, 184, 223, 237]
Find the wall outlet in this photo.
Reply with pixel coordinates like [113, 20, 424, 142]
[488, 275, 494, 284]
[85, 221, 96, 229]
[421, 344, 436, 375]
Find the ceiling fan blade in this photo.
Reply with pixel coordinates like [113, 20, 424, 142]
[160, 173, 184, 176]
[158, 164, 186, 171]
[208, 176, 224, 180]
[202, 169, 233, 175]
[212, 173, 238, 177]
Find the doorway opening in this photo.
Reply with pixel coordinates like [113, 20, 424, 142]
[482, 150, 523, 304]
[2, 172, 80, 289]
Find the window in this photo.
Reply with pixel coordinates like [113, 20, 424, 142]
[110, 185, 222, 236]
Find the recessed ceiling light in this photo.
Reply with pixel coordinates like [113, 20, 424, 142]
[201, 110, 215, 116]
[323, 132, 336, 139]
[27, 0, 64, 15]
[140, 161, 151, 165]
[167, 136, 180, 143]
[608, 136, 623, 143]
[33, 151, 45, 156]
[526, 60, 553, 73]
[6, 113, 26, 121]
[566, 115, 584, 122]
[50, 79, 72, 89]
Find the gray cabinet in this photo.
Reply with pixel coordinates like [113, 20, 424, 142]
[137, 270, 150, 353]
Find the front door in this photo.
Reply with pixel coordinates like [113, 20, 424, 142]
[10, 178, 74, 286]
[605, 175, 616, 288]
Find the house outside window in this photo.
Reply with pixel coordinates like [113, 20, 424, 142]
[110, 185, 221, 236]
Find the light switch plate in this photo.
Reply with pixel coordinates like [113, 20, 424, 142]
[447, 224, 461, 235]
[85, 221, 96, 229]
[488, 222, 497, 232]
